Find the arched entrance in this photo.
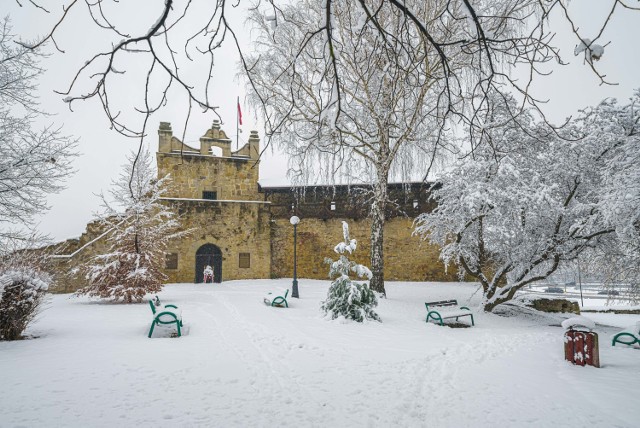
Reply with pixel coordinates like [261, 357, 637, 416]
[195, 244, 222, 283]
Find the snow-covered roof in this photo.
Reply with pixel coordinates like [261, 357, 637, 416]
[257, 178, 431, 190]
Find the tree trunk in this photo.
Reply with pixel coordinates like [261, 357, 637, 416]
[369, 169, 388, 297]
[483, 300, 499, 313]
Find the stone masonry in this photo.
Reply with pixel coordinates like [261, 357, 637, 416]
[46, 122, 455, 292]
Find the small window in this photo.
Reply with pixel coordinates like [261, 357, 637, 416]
[239, 253, 251, 269]
[413, 199, 419, 209]
[203, 191, 217, 200]
[165, 253, 178, 270]
[330, 201, 336, 211]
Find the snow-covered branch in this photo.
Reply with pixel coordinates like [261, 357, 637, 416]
[0, 17, 77, 243]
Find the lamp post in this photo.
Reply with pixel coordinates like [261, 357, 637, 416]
[577, 261, 584, 308]
[290, 215, 300, 298]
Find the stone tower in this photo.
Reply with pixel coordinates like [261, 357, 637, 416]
[157, 121, 271, 284]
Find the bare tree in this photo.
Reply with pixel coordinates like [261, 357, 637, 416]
[16, 0, 638, 141]
[0, 17, 77, 246]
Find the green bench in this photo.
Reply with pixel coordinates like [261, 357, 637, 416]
[148, 297, 183, 338]
[425, 300, 474, 326]
[264, 289, 289, 308]
[612, 322, 640, 347]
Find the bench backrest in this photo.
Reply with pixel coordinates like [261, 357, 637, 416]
[425, 300, 458, 310]
[149, 296, 163, 315]
[284, 289, 289, 298]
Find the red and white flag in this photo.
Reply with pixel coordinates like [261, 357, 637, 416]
[237, 97, 243, 126]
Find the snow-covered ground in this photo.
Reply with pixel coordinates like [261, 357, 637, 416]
[1, 280, 639, 427]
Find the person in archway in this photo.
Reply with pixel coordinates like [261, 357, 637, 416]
[203, 265, 214, 283]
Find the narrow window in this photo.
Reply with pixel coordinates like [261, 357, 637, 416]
[203, 190, 217, 200]
[165, 253, 178, 270]
[239, 253, 251, 269]
[330, 201, 336, 211]
[413, 199, 419, 209]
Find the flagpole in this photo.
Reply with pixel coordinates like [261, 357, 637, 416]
[236, 96, 239, 152]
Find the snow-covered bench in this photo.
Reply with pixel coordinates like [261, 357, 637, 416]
[264, 289, 289, 308]
[148, 297, 183, 338]
[611, 321, 640, 347]
[425, 300, 474, 326]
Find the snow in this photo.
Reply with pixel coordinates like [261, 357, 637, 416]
[0, 269, 50, 296]
[574, 38, 592, 55]
[333, 221, 357, 254]
[561, 316, 596, 331]
[1, 280, 639, 427]
[574, 38, 605, 62]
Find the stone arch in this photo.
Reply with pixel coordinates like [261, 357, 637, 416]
[195, 243, 222, 283]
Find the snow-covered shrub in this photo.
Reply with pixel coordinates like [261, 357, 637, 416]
[322, 222, 380, 322]
[0, 268, 50, 340]
[76, 148, 189, 303]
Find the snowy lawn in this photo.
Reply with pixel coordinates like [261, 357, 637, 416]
[1, 280, 639, 428]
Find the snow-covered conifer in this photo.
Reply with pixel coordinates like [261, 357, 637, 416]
[322, 222, 380, 322]
[76, 147, 189, 303]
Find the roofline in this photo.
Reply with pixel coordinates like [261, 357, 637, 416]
[258, 181, 433, 192]
[160, 197, 270, 205]
[157, 151, 253, 161]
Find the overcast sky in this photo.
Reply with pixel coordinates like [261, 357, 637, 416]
[4, 1, 640, 242]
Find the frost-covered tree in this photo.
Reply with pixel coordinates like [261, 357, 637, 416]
[246, 1, 464, 296]
[76, 148, 188, 303]
[414, 95, 616, 312]
[0, 18, 76, 245]
[322, 221, 380, 322]
[577, 90, 640, 302]
[0, 247, 51, 341]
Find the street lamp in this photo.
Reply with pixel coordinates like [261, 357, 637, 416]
[290, 215, 300, 298]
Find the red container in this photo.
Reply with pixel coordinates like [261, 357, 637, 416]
[564, 330, 600, 368]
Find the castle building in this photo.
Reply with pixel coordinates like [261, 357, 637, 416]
[49, 122, 454, 292]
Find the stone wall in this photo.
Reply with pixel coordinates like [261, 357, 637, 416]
[270, 217, 457, 282]
[262, 183, 435, 220]
[45, 219, 114, 293]
[158, 153, 261, 201]
[162, 200, 272, 283]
